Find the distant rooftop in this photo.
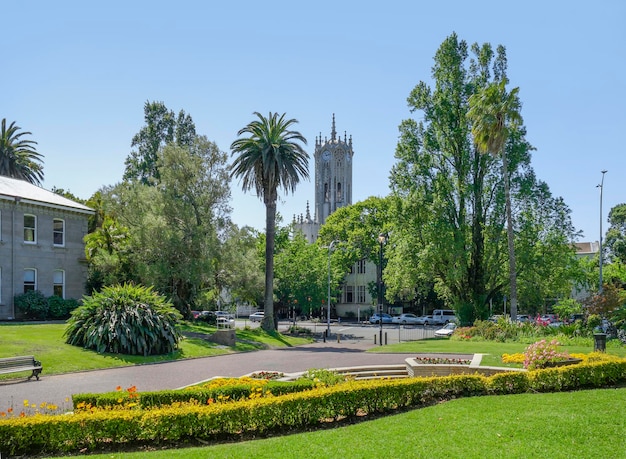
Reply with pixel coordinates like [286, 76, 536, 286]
[0, 175, 93, 215]
[574, 241, 599, 255]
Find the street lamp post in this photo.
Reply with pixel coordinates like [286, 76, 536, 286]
[377, 233, 388, 346]
[598, 170, 607, 294]
[327, 240, 339, 336]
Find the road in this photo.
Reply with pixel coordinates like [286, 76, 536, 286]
[0, 322, 437, 413]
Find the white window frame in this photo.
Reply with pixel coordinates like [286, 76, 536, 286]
[24, 214, 37, 244]
[344, 285, 354, 303]
[53, 270, 65, 298]
[24, 268, 37, 293]
[357, 285, 366, 303]
[53, 218, 65, 247]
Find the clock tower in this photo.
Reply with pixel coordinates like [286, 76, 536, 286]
[293, 114, 354, 243]
[315, 114, 354, 225]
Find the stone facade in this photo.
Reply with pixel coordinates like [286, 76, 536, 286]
[0, 176, 93, 319]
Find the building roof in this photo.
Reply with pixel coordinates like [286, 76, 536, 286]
[0, 176, 94, 215]
[574, 241, 599, 255]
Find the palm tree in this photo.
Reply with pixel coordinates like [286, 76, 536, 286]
[230, 112, 308, 331]
[0, 118, 44, 185]
[467, 79, 523, 321]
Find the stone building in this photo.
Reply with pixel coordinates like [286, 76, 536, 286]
[0, 176, 93, 319]
[294, 115, 377, 320]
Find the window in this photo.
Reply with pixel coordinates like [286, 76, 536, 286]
[344, 285, 354, 303]
[24, 269, 36, 293]
[357, 259, 366, 274]
[53, 219, 65, 246]
[53, 270, 65, 298]
[357, 285, 366, 303]
[24, 214, 36, 243]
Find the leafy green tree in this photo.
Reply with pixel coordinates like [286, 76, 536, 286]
[274, 231, 328, 317]
[552, 298, 582, 321]
[468, 79, 523, 321]
[605, 203, 626, 264]
[98, 135, 231, 315]
[219, 224, 264, 308]
[389, 34, 574, 324]
[0, 118, 44, 185]
[64, 284, 182, 356]
[230, 112, 308, 331]
[123, 101, 196, 184]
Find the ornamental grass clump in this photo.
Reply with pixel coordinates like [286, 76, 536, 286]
[523, 339, 570, 370]
[64, 283, 182, 356]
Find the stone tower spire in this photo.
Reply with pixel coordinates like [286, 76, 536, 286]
[331, 113, 336, 141]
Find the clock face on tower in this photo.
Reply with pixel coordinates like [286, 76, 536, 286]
[322, 150, 331, 161]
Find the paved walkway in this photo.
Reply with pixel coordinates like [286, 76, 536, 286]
[0, 335, 416, 412]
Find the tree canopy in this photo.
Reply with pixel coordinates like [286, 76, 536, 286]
[230, 112, 308, 331]
[0, 118, 44, 185]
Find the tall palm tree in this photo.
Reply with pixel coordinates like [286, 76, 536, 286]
[230, 112, 308, 331]
[0, 118, 44, 185]
[467, 79, 523, 321]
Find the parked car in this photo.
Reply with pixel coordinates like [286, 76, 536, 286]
[516, 314, 531, 323]
[434, 323, 457, 337]
[421, 315, 434, 325]
[249, 312, 264, 322]
[215, 311, 235, 319]
[429, 309, 458, 325]
[191, 310, 201, 319]
[217, 317, 235, 328]
[370, 313, 393, 324]
[392, 313, 422, 325]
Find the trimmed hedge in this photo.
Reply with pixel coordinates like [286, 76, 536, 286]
[73, 379, 317, 410]
[1, 360, 625, 456]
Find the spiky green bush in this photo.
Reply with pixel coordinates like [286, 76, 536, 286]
[64, 284, 182, 356]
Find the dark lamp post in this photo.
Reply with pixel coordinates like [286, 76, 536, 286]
[377, 232, 388, 346]
[598, 170, 607, 294]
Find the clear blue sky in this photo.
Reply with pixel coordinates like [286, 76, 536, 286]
[3, 1, 624, 241]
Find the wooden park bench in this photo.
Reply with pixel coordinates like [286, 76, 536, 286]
[0, 355, 43, 380]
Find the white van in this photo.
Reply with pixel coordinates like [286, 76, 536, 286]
[427, 309, 458, 326]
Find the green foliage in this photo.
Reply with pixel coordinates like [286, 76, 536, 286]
[551, 298, 582, 320]
[47, 296, 79, 319]
[14, 290, 48, 319]
[123, 101, 196, 184]
[605, 203, 626, 264]
[0, 118, 44, 185]
[387, 34, 577, 323]
[64, 284, 183, 356]
[230, 112, 309, 331]
[274, 231, 327, 316]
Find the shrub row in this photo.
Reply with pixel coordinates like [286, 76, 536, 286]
[1, 360, 625, 456]
[14, 290, 79, 320]
[73, 379, 317, 410]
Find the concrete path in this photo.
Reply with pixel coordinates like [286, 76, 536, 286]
[0, 335, 416, 412]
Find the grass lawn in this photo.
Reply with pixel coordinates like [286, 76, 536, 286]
[0, 322, 312, 377]
[74, 387, 626, 459]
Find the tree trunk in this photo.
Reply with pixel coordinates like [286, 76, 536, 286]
[502, 149, 518, 321]
[262, 198, 277, 332]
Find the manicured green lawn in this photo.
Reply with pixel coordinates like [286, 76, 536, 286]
[0, 322, 312, 377]
[74, 387, 626, 459]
